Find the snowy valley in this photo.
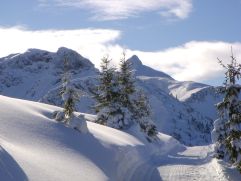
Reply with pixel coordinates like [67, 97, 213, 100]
[0, 48, 240, 180]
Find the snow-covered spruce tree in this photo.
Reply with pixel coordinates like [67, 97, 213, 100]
[132, 90, 158, 140]
[212, 49, 241, 171]
[94, 56, 125, 129]
[119, 52, 135, 107]
[94, 54, 157, 139]
[60, 56, 80, 124]
[118, 53, 136, 127]
[118, 53, 157, 139]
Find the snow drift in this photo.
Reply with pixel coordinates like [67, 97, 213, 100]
[0, 95, 239, 180]
[0, 95, 162, 181]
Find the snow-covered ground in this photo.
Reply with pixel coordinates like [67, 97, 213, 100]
[157, 145, 223, 181]
[0, 95, 239, 181]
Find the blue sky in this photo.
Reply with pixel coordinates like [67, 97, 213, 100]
[0, 0, 241, 85]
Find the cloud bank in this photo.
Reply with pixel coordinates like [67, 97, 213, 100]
[0, 27, 241, 85]
[39, 0, 192, 20]
[0, 26, 121, 63]
[129, 41, 241, 83]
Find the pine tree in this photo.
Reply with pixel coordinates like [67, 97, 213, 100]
[119, 52, 135, 107]
[118, 53, 157, 139]
[94, 56, 113, 116]
[212, 48, 241, 172]
[94, 54, 158, 140]
[132, 91, 158, 140]
[94, 56, 125, 128]
[60, 56, 80, 124]
[118, 52, 136, 127]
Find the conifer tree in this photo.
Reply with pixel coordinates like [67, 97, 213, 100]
[119, 52, 135, 107]
[132, 91, 158, 140]
[117, 52, 136, 127]
[118, 53, 157, 139]
[94, 56, 125, 128]
[60, 56, 80, 124]
[212, 48, 241, 171]
[94, 54, 158, 140]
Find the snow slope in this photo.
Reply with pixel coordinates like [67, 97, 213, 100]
[0, 95, 239, 180]
[0, 95, 158, 181]
[127, 55, 209, 100]
[0, 48, 223, 146]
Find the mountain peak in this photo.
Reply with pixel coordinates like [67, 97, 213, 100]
[127, 55, 174, 79]
[54, 47, 96, 71]
[57, 47, 77, 56]
[127, 55, 143, 66]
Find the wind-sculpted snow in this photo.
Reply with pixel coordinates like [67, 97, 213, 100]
[0, 95, 162, 181]
[0, 95, 128, 180]
[0, 146, 28, 180]
[0, 94, 239, 180]
[0, 48, 223, 146]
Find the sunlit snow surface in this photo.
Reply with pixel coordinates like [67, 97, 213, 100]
[0, 95, 239, 181]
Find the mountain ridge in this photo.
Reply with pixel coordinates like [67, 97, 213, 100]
[127, 55, 174, 79]
[0, 47, 223, 146]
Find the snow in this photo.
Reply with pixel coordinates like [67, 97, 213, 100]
[0, 95, 145, 181]
[157, 146, 215, 181]
[0, 96, 108, 180]
[0, 48, 222, 146]
[127, 55, 174, 79]
[1, 48, 241, 178]
[1, 49, 216, 142]
[70, 115, 88, 134]
[0, 47, 98, 101]
[0, 95, 239, 180]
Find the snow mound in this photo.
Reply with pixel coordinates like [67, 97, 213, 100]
[0, 95, 158, 181]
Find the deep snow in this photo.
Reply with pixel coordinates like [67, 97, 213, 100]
[0, 95, 239, 181]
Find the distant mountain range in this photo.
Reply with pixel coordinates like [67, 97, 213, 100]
[0, 47, 223, 145]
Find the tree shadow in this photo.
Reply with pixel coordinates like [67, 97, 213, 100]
[0, 145, 28, 181]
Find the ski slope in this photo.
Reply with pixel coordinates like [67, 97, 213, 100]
[0, 95, 239, 181]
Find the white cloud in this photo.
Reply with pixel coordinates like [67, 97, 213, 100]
[0, 27, 241, 85]
[127, 41, 241, 83]
[0, 26, 120, 65]
[39, 0, 192, 20]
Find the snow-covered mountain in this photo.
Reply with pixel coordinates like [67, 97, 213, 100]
[0, 48, 223, 145]
[127, 55, 173, 79]
[0, 47, 98, 100]
[126, 55, 223, 145]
